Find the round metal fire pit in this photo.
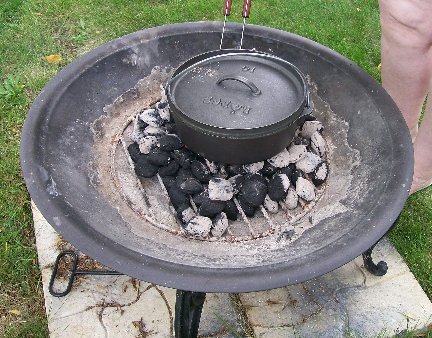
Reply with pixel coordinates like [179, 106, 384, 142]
[21, 22, 413, 293]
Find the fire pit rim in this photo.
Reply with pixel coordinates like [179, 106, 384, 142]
[20, 21, 413, 293]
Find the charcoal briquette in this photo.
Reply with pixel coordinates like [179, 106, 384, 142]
[192, 190, 208, 207]
[173, 149, 195, 169]
[264, 195, 279, 213]
[139, 108, 163, 127]
[284, 187, 298, 209]
[312, 161, 328, 186]
[238, 177, 267, 207]
[226, 164, 245, 177]
[177, 205, 195, 225]
[260, 161, 277, 177]
[243, 161, 264, 174]
[237, 196, 257, 217]
[191, 160, 211, 183]
[158, 134, 182, 151]
[290, 168, 305, 188]
[268, 149, 291, 168]
[287, 144, 307, 163]
[164, 122, 177, 134]
[208, 178, 234, 201]
[295, 152, 322, 173]
[300, 120, 323, 138]
[138, 136, 159, 154]
[211, 212, 229, 237]
[293, 136, 310, 146]
[310, 131, 327, 157]
[278, 163, 295, 179]
[168, 186, 189, 209]
[296, 177, 316, 202]
[228, 174, 244, 194]
[223, 200, 239, 221]
[198, 199, 226, 218]
[176, 167, 194, 180]
[134, 156, 158, 178]
[127, 142, 141, 162]
[176, 177, 204, 195]
[158, 161, 179, 177]
[130, 116, 148, 143]
[161, 176, 176, 189]
[184, 216, 212, 238]
[147, 149, 171, 166]
[144, 126, 165, 136]
[268, 173, 290, 201]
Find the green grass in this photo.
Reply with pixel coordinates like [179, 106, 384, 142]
[0, 0, 430, 336]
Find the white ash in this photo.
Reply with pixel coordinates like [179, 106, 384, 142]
[300, 120, 323, 138]
[268, 149, 291, 168]
[156, 102, 170, 122]
[211, 212, 229, 237]
[139, 108, 163, 127]
[288, 144, 307, 163]
[184, 215, 212, 238]
[296, 177, 316, 202]
[243, 161, 264, 174]
[280, 173, 290, 190]
[264, 195, 279, 213]
[284, 187, 299, 209]
[295, 152, 322, 173]
[144, 126, 166, 136]
[130, 116, 147, 143]
[310, 131, 326, 157]
[208, 178, 234, 201]
[205, 159, 219, 175]
[314, 161, 328, 183]
[138, 136, 158, 154]
[179, 207, 195, 224]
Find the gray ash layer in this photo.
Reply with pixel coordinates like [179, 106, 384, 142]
[125, 89, 330, 239]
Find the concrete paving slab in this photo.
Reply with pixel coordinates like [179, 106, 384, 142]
[32, 202, 244, 338]
[32, 202, 431, 337]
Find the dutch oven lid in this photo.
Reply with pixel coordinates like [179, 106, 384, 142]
[167, 49, 309, 130]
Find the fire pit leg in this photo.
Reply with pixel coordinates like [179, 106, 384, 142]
[362, 243, 388, 276]
[174, 290, 206, 338]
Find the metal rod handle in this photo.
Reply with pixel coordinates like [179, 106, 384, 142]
[217, 76, 261, 96]
[223, 0, 232, 16]
[242, 0, 252, 18]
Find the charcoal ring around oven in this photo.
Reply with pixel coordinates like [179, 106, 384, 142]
[20, 22, 413, 293]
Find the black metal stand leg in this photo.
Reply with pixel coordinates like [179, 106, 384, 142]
[362, 243, 388, 276]
[174, 290, 206, 338]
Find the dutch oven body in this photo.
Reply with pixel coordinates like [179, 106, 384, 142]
[166, 49, 312, 164]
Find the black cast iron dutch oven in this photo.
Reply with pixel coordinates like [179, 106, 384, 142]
[166, 49, 313, 164]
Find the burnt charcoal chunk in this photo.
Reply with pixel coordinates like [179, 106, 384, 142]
[184, 216, 212, 238]
[245, 174, 267, 187]
[228, 175, 245, 194]
[278, 163, 295, 179]
[191, 160, 211, 183]
[134, 156, 158, 178]
[173, 149, 195, 169]
[208, 178, 234, 201]
[223, 200, 239, 221]
[312, 161, 328, 186]
[192, 191, 209, 207]
[177, 205, 195, 225]
[139, 108, 163, 127]
[293, 136, 310, 146]
[176, 177, 204, 195]
[128, 142, 141, 162]
[164, 122, 177, 134]
[225, 165, 245, 177]
[211, 212, 229, 237]
[260, 161, 277, 177]
[237, 196, 256, 217]
[161, 176, 176, 189]
[199, 199, 226, 218]
[176, 167, 194, 180]
[157, 101, 168, 109]
[158, 134, 182, 151]
[290, 168, 305, 188]
[239, 177, 267, 207]
[168, 186, 189, 209]
[147, 149, 171, 166]
[268, 174, 290, 201]
[158, 161, 179, 177]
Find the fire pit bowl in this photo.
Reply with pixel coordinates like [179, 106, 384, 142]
[21, 22, 413, 293]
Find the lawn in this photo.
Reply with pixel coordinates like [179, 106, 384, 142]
[0, 0, 430, 336]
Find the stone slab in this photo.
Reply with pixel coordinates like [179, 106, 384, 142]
[32, 202, 244, 338]
[32, 202, 431, 337]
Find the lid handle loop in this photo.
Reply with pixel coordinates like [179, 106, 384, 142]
[216, 76, 261, 96]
